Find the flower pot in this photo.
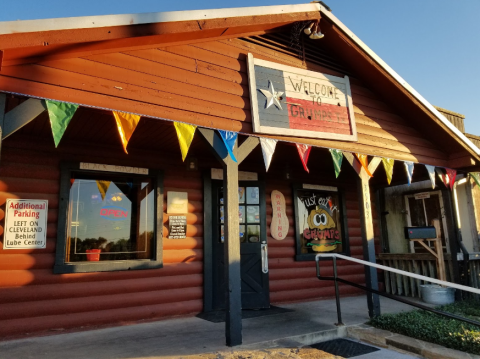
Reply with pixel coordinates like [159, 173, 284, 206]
[420, 284, 455, 305]
[86, 249, 101, 261]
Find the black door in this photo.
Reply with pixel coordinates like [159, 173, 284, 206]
[212, 180, 270, 310]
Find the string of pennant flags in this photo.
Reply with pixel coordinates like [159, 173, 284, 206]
[46, 99, 477, 192]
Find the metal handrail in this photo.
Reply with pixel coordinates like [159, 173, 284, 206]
[315, 253, 480, 328]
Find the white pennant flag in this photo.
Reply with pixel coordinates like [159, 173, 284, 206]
[425, 165, 436, 189]
[260, 138, 278, 171]
[404, 161, 414, 185]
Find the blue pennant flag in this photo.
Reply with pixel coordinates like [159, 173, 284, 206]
[218, 130, 238, 163]
[404, 161, 414, 185]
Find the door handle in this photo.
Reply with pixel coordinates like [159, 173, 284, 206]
[261, 244, 268, 273]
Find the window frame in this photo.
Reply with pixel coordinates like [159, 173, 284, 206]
[54, 162, 163, 274]
[292, 183, 350, 261]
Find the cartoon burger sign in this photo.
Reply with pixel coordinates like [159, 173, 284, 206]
[295, 187, 343, 255]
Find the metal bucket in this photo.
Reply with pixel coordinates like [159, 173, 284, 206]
[420, 284, 455, 305]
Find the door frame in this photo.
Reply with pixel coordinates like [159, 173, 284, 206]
[404, 190, 450, 253]
[202, 170, 269, 312]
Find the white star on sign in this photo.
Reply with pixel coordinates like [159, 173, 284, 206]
[258, 81, 283, 110]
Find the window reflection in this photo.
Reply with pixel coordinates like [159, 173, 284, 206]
[66, 175, 155, 262]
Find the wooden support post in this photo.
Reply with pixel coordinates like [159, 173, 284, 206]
[465, 178, 480, 252]
[223, 158, 241, 346]
[199, 129, 259, 346]
[432, 219, 447, 282]
[344, 153, 382, 317]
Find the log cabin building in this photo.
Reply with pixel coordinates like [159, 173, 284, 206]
[0, 2, 479, 346]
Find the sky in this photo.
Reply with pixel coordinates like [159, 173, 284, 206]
[1, 0, 479, 134]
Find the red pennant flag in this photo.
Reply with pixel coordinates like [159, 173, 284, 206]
[296, 144, 312, 173]
[355, 153, 373, 177]
[446, 169, 457, 191]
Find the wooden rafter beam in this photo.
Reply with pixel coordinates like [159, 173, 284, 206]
[197, 127, 230, 164]
[448, 152, 475, 169]
[343, 152, 382, 180]
[2, 98, 46, 139]
[199, 128, 259, 166]
[237, 136, 259, 164]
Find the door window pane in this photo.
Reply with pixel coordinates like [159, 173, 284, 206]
[408, 197, 426, 227]
[239, 187, 246, 203]
[246, 206, 260, 223]
[239, 206, 245, 223]
[246, 187, 260, 204]
[246, 225, 261, 243]
[240, 225, 246, 243]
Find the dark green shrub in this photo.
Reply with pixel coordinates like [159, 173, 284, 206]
[368, 301, 480, 355]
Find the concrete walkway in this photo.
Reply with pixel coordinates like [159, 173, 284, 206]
[0, 295, 421, 359]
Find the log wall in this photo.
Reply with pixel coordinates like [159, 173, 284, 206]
[0, 138, 204, 338]
[0, 34, 390, 338]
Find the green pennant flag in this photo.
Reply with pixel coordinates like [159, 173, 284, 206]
[329, 149, 343, 178]
[382, 157, 394, 185]
[470, 173, 480, 189]
[46, 100, 79, 147]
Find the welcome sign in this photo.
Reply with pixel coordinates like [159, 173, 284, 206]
[247, 54, 357, 141]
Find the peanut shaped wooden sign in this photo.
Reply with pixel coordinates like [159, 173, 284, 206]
[270, 190, 289, 240]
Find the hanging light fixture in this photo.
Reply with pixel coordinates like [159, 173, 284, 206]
[309, 20, 324, 40]
[303, 22, 315, 35]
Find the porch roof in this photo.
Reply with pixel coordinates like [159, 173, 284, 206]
[0, 2, 478, 169]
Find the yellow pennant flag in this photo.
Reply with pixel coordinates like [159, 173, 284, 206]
[382, 157, 394, 185]
[112, 111, 141, 153]
[96, 180, 111, 201]
[355, 153, 373, 177]
[174, 122, 197, 161]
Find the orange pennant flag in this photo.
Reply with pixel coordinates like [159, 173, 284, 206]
[355, 153, 373, 177]
[112, 111, 141, 153]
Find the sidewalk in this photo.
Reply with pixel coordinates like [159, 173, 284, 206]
[0, 295, 422, 359]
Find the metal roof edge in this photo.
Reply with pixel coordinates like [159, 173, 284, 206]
[318, 5, 480, 158]
[0, 3, 319, 35]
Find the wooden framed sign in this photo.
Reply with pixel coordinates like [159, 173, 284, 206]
[247, 53, 357, 141]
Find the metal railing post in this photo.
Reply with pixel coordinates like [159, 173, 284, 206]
[315, 253, 480, 328]
[333, 256, 344, 326]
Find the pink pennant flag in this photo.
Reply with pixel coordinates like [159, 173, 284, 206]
[446, 168, 457, 191]
[296, 144, 312, 173]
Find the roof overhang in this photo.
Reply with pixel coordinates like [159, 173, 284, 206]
[319, 9, 480, 160]
[0, 2, 478, 164]
[0, 4, 319, 35]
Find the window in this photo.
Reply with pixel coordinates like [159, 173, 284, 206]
[293, 184, 349, 261]
[54, 163, 163, 273]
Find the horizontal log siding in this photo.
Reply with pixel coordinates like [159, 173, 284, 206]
[0, 138, 203, 338]
[265, 179, 376, 304]
[0, 36, 446, 165]
[0, 35, 390, 337]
